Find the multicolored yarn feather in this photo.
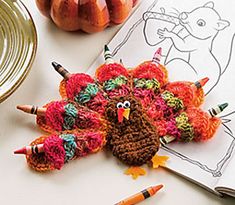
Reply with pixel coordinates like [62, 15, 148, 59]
[27, 132, 105, 171]
[96, 63, 131, 98]
[18, 48, 224, 172]
[37, 101, 104, 133]
[60, 73, 108, 115]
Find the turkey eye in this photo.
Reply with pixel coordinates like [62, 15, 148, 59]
[197, 19, 206, 27]
[117, 102, 124, 109]
[123, 101, 131, 109]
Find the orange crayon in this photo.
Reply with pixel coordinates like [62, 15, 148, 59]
[192, 77, 209, 89]
[14, 144, 44, 155]
[115, 184, 163, 205]
[52, 61, 72, 80]
[17, 105, 46, 116]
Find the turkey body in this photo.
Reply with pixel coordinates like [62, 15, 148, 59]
[105, 95, 160, 166]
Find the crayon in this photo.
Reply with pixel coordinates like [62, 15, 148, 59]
[17, 105, 46, 116]
[208, 103, 228, 117]
[152, 47, 162, 65]
[52, 61, 72, 80]
[160, 135, 176, 145]
[192, 77, 209, 89]
[120, 59, 124, 66]
[115, 185, 163, 205]
[14, 144, 44, 155]
[104, 45, 115, 64]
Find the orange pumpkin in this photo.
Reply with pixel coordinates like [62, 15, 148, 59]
[36, 0, 138, 33]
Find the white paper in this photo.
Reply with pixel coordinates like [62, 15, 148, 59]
[215, 153, 235, 196]
[89, 0, 235, 192]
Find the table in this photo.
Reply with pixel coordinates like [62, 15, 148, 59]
[0, 1, 235, 204]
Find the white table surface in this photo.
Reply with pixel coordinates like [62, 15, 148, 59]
[0, 1, 235, 205]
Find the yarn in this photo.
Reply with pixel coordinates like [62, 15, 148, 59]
[26, 136, 55, 171]
[96, 63, 129, 83]
[105, 95, 160, 166]
[37, 101, 104, 133]
[134, 78, 160, 91]
[131, 62, 168, 86]
[76, 83, 99, 104]
[63, 103, 78, 130]
[186, 107, 221, 141]
[60, 134, 77, 162]
[134, 88, 155, 108]
[86, 92, 108, 115]
[107, 84, 131, 98]
[175, 113, 194, 142]
[161, 91, 184, 112]
[65, 73, 94, 100]
[26, 132, 105, 171]
[21, 50, 223, 172]
[45, 101, 66, 131]
[165, 81, 204, 107]
[44, 135, 65, 170]
[59, 73, 108, 115]
[104, 75, 128, 91]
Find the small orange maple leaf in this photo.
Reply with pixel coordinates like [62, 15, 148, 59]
[124, 167, 146, 180]
[151, 154, 169, 169]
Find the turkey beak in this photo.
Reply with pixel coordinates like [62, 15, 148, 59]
[118, 108, 130, 123]
[123, 108, 130, 120]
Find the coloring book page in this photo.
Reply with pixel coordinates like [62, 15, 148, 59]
[89, 0, 235, 190]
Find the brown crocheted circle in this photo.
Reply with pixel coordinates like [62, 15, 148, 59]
[105, 95, 160, 166]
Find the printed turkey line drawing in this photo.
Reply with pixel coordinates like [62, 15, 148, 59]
[112, 0, 235, 177]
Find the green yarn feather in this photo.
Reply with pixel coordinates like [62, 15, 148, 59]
[63, 103, 78, 130]
[134, 78, 160, 91]
[176, 113, 194, 142]
[85, 83, 99, 96]
[162, 91, 184, 111]
[64, 103, 77, 118]
[75, 83, 99, 104]
[104, 75, 127, 91]
[134, 78, 146, 88]
[60, 134, 77, 162]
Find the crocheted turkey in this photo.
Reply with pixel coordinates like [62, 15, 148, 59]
[15, 46, 227, 173]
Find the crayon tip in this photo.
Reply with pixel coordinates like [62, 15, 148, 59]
[219, 103, 228, 111]
[16, 105, 24, 111]
[104, 45, 109, 52]
[104, 45, 114, 64]
[152, 184, 163, 193]
[199, 77, 209, 87]
[193, 77, 209, 89]
[155, 47, 162, 55]
[14, 147, 27, 155]
[152, 47, 162, 64]
[52, 61, 62, 71]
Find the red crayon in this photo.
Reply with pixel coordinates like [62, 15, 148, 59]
[14, 144, 44, 155]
